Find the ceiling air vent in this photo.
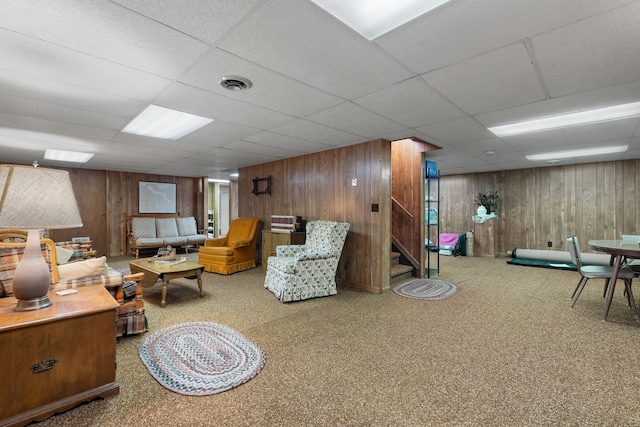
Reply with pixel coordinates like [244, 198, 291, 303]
[218, 75, 253, 91]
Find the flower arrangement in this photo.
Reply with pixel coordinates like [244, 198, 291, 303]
[475, 191, 499, 212]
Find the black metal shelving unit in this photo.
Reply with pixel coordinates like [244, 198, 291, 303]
[424, 160, 440, 277]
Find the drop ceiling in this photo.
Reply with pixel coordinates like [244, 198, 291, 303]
[0, 0, 639, 179]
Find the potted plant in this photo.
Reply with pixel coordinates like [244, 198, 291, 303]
[475, 191, 499, 215]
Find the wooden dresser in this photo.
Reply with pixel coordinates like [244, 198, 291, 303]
[261, 231, 305, 273]
[0, 286, 120, 427]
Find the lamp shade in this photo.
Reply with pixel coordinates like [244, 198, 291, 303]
[0, 164, 82, 229]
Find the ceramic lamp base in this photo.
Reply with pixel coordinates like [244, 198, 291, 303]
[15, 294, 52, 312]
[12, 229, 53, 312]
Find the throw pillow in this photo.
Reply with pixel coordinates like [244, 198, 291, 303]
[56, 246, 75, 265]
[58, 256, 108, 281]
[176, 217, 198, 236]
[156, 218, 180, 238]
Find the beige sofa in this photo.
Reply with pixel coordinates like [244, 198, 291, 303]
[124, 214, 207, 258]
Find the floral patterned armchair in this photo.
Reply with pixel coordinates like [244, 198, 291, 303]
[264, 220, 350, 302]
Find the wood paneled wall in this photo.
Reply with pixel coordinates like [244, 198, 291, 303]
[42, 166, 204, 257]
[107, 172, 204, 256]
[238, 139, 391, 293]
[33, 154, 640, 282]
[439, 160, 639, 254]
[391, 138, 441, 267]
[48, 169, 108, 256]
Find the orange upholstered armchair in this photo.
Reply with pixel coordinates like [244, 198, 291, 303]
[198, 218, 262, 275]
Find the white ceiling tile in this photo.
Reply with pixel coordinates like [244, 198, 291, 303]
[435, 155, 494, 170]
[0, 146, 44, 165]
[423, 43, 546, 114]
[484, 152, 533, 169]
[0, 69, 148, 118]
[500, 130, 568, 150]
[534, 2, 640, 97]
[562, 119, 639, 145]
[1, 0, 640, 177]
[354, 77, 465, 127]
[0, 94, 128, 131]
[198, 147, 281, 166]
[306, 102, 407, 138]
[219, 140, 292, 158]
[377, 0, 634, 73]
[417, 117, 495, 144]
[0, 30, 172, 101]
[156, 83, 297, 130]
[111, 0, 260, 45]
[178, 120, 261, 148]
[0, 114, 118, 141]
[0, 0, 209, 78]
[103, 139, 209, 157]
[244, 131, 330, 153]
[180, 49, 343, 116]
[218, 0, 413, 99]
[450, 138, 517, 156]
[270, 119, 363, 146]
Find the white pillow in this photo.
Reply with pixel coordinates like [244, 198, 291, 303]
[58, 256, 108, 281]
[56, 246, 75, 265]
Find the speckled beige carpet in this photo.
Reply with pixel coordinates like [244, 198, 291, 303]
[37, 254, 640, 427]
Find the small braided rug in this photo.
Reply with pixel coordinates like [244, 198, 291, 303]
[138, 322, 266, 396]
[393, 279, 460, 300]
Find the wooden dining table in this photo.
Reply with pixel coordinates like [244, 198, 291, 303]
[588, 239, 640, 321]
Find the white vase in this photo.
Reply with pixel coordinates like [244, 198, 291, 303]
[477, 205, 487, 216]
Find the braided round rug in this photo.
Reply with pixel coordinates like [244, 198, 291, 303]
[393, 279, 460, 300]
[138, 322, 266, 396]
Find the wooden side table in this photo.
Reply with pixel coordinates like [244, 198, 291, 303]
[0, 286, 120, 427]
[261, 231, 305, 273]
[473, 218, 498, 258]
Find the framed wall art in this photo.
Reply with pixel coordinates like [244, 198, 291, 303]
[139, 181, 177, 214]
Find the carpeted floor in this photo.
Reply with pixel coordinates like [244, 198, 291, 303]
[37, 254, 640, 426]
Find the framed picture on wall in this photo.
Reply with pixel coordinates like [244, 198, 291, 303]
[139, 181, 176, 214]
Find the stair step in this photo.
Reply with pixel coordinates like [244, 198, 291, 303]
[391, 251, 401, 266]
[391, 263, 413, 286]
[391, 263, 412, 276]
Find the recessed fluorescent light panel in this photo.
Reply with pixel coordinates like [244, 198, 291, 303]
[525, 145, 628, 161]
[311, 0, 452, 40]
[44, 149, 94, 163]
[122, 105, 214, 140]
[489, 101, 640, 137]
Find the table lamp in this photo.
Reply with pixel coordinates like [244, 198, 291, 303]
[0, 164, 82, 311]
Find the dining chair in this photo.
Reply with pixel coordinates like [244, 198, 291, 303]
[600, 234, 640, 298]
[567, 234, 639, 321]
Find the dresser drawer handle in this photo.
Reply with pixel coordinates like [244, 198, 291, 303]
[31, 359, 57, 373]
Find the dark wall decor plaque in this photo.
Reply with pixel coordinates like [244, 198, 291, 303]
[252, 176, 272, 196]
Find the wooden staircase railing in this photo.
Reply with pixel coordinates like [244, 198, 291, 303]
[392, 197, 420, 269]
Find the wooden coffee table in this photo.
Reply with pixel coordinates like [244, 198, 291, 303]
[129, 259, 204, 308]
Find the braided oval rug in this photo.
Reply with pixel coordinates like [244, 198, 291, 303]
[393, 279, 460, 300]
[139, 322, 266, 396]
